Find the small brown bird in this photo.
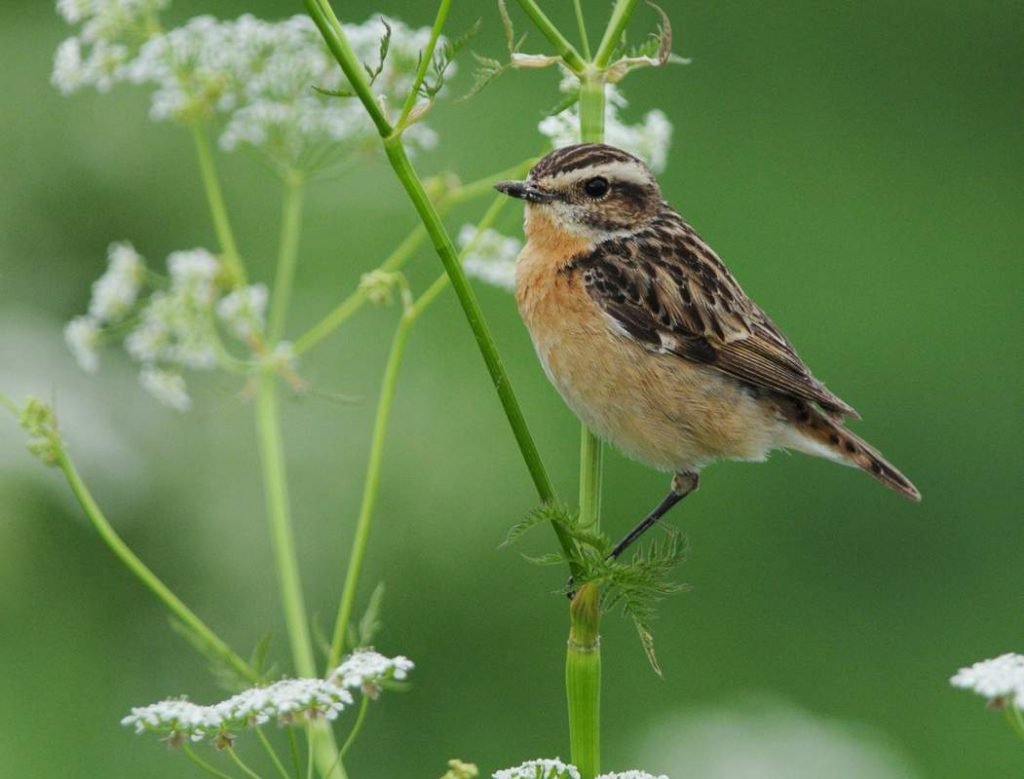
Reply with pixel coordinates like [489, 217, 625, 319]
[496, 143, 920, 558]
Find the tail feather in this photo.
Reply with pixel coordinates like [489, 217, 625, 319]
[780, 400, 921, 501]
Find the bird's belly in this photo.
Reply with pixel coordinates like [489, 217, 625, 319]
[517, 260, 780, 471]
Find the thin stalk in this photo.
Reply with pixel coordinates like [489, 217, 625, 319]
[288, 731, 303, 779]
[227, 748, 265, 779]
[573, 0, 592, 59]
[268, 171, 306, 342]
[190, 122, 246, 287]
[396, 0, 452, 130]
[338, 696, 371, 760]
[292, 159, 535, 357]
[326, 193, 512, 671]
[53, 445, 258, 683]
[566, 584, 601, 779]
[513, 0, 587, 72]
[183, 745, 239, 779]
[594, 0, 641, 68]
[254, 373, 315, 676]
[326, 308, 414, 670]
[256, 728, 294, 779]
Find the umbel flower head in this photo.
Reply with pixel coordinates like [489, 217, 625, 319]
[122, 650, 413, 746]
[493, 761, 667, 779]
[458, 224, 521, 293]
[951, 652, 1024, 709]
[53, 4, 444, 169]
[64, 241, 274, 411]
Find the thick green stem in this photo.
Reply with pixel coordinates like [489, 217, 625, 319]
[268, 171, 305, 342]
[578, 70, 607, 146]
[514, 0, 587, 72]
[53, 445, 258, 683]
[566, 584, 601, 779]
[304, 0, 578, 572]
[190, 122, 246, 287]
[380, 136, 578, 570]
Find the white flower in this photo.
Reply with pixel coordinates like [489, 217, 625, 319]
[951, 653, 1024, 707]
[121, 697, 219, 742]
[217, 678, 354, 726]
[88, 241, 144, 323]
[168, 248, 219, 301]
[64, 316, 101, 373]
[138, 366, 190, 411]
[493, 759, 580, 779]
[597, 772, 669, 779]
[458, 224, 520, 293]
[330, 650, 414, 698]
[52, 0, 168, 94]
[537, 85, 673, 174]
[216, 284, 268, 340]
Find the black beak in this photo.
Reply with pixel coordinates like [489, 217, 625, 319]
[494, 179, 555, 203]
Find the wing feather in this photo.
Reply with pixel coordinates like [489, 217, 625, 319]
[568, 208, 859, 419]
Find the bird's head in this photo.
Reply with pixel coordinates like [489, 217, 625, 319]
[495, 143, 663, 241]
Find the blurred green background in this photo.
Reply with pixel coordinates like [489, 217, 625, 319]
[1, 1, 1022, 777]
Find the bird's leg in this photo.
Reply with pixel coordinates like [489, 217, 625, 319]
[608, 471, 699, 560]
[566, 472, 699, 599]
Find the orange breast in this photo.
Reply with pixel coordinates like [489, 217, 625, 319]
[514, 210, 783, 471]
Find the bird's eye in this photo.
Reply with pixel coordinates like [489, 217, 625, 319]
[583, 176, 610, 198]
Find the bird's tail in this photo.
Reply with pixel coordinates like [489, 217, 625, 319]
[780, 400, 921, 501]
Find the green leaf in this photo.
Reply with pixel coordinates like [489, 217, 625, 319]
[356, 581, 386, 648]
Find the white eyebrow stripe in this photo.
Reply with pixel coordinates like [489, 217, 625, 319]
[546, 159, 654, 188]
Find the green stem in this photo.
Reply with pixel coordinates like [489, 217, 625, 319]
[566, 584, 601, 779]
[326, 308, 414, 670]
[513, 0, 587, 72]
[303, 0, 392, 136]
[183, 744, 239, 779]
[573, 0, 592, 60]
[190, 122, 246, 287]
[578, 430, 603, 530]
[268, 171, 306, 343]
[293, 225, 426, 356]
[326, 193, 513, 672]
[396, 0, 452, 130]
[256, 728, 295, 779]
[594, 0, 641, 68]
[254, 372, 315, 677]
[338, 696, 371, 760]
[578, 70, 607, 145]
[292, 160, 535, 357]
[227, 748, 265, 779]
[53, 445, 258, 683]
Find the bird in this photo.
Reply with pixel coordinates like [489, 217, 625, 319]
[495, 142, 920, 560]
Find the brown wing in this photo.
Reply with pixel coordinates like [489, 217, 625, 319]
[567, 208, 859, 419]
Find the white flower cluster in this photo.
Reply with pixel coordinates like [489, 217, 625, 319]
[538, 79, 672, 173]
[52, 0, 168, 94]
[123, 650, 412, 745]
[951, 652, 1024, 708]
[493, 759, 580, 779]
[458, 224, 521, 293]
[493, 761, 666, 779]
[65, 242, 272, 411]
[64, 241, 144, 373]
[329, 649, 414, 698]
[53, 3, 443, 167]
